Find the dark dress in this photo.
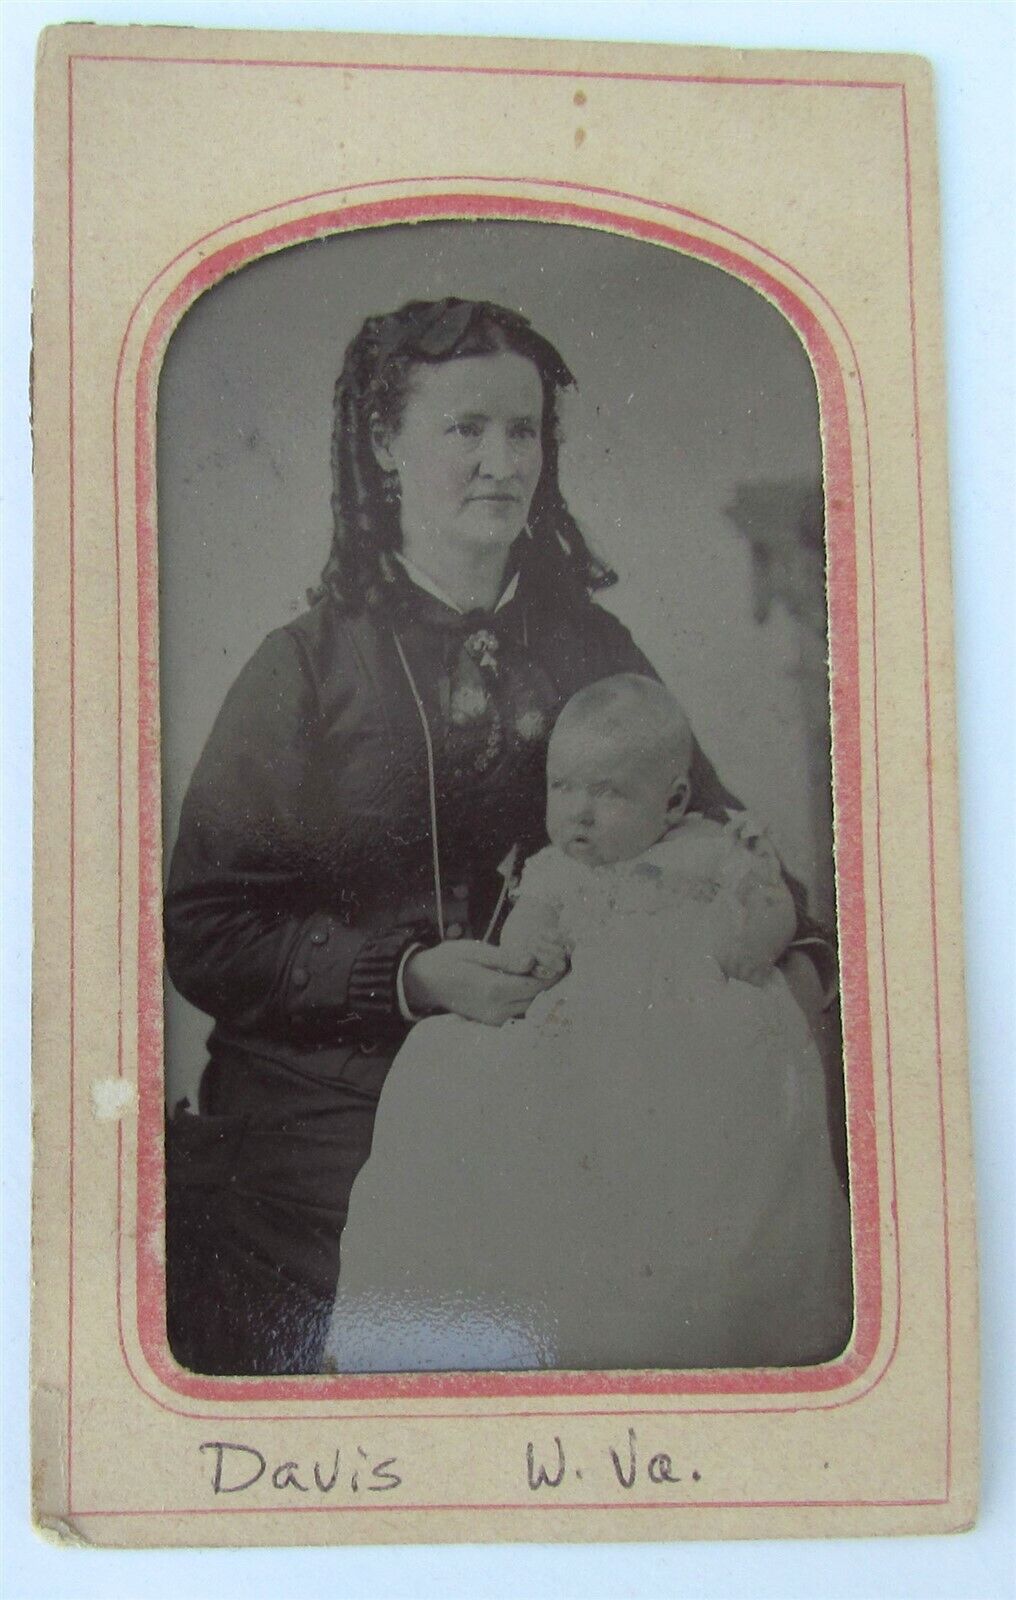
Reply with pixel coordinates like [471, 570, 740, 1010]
[164, 577, 741, 1374]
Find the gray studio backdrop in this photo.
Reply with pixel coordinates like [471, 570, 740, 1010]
[157, 220, 831, 1105]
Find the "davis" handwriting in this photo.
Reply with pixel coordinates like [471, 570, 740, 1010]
[199, 1440, 402, 1496]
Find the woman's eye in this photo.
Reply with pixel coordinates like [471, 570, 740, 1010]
[511, 420, 538, 440]
[449, 419, 482, 438]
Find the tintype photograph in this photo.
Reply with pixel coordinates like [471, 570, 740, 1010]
[158, 223, 852, 1379]
[30, 25, 976, 1546]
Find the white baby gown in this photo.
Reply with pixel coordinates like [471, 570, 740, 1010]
[325, 819, 852, 1373]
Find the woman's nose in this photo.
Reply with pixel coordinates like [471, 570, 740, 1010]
[477, 427, 515, 479]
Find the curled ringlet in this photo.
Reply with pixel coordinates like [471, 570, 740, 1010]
[314, 297, 614, 614]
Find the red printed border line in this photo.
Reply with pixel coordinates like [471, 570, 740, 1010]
[58, 54, 951, 1517]
[72, 47, 905, 89]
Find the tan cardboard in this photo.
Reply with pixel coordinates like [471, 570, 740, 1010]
[32, 25, 977, 1546]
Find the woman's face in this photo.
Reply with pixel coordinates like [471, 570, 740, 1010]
[372, 350, 545, 560]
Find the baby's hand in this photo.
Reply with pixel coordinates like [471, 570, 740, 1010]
[499, 895, 569, 988]
[528, 932, 570, 985]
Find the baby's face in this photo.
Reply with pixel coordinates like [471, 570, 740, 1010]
[546, 723, 683, 867]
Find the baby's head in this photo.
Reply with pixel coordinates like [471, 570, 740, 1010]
[546, 675, 694, 866]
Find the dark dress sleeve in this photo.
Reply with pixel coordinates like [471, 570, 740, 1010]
[164, 628, 429, 1042]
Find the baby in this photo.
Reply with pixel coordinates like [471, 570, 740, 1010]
[324, 678, 850, 1375]
[498, 673, 797, 996]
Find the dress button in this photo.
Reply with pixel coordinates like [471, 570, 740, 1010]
[445, 922, 465, 940]
[291, 966, 310, 989]
[451, 883, 469, 901]
[310, 924, 329, 946]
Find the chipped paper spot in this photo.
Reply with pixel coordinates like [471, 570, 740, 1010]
[36, 1515, 92, 1548]
[90, 1077, 136, 1121]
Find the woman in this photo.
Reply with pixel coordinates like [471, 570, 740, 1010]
[164, 297, 830, 1376]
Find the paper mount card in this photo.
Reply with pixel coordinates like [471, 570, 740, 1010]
[32, 26, 977, 1546]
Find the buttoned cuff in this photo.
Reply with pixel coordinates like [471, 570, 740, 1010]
[346, 922, 439, 1026]
[282, 911, 363, 1039]
[281, 915, 438, 1041]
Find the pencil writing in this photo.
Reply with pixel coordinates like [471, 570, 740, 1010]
[199, 1441, 402, 1496]
[525, 1428, 702, 1493]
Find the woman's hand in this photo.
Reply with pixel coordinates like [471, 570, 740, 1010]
[711, 840, 798, 986]
[781, 947, 829, 1044]
[403, 940, 548, 1026]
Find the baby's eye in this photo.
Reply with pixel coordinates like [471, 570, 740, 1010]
[549, 779, 567, 793]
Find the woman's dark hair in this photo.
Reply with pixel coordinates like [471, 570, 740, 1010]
[315, 298, 616, 612]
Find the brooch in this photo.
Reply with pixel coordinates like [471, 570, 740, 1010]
[463, 628, 500, 674]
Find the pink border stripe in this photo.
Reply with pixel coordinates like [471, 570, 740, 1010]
[127, 193, 878, 1411]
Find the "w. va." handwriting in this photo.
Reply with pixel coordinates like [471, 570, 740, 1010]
[526, 1428, 702, 1492]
